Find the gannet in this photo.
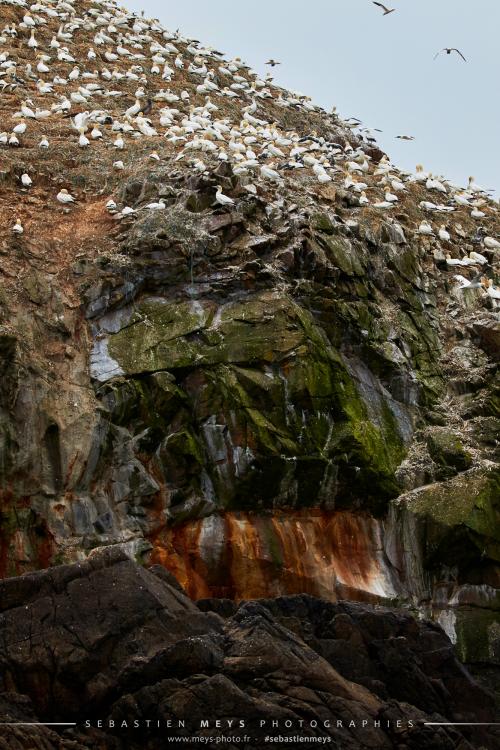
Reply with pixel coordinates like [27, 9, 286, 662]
[36, 58, 50, 74]
[373, 2, 396, 15]
[13, 120, 27, 134]
[426, 176, 447, 193]
[438, 226, 450, 241]
[77, 127, 90, 147]
[482, 278, 500, 304]
[419, 221, 434, 235]
[215, 185, 235, 206]
[316, 170, 332, 184]
[21, 173, 32, 187]
[410, 165, 427, 184]
[467, 176, 484, 193]
[446, 254, 469, 267]
[434, 48, 467, 62]
[39, 136, 49, 148]
[469, 251, 488, 265]
[125, 98, 142, 117]
[471, 207, 486, 219]
[261, 164, 282, 182]
[144, 199, 166, 210]
[384, 191, 399, 203]
[56, 189, 75, 204]
[390, 177, 406, 192]
[483, 237, 500, 250]
[12, 218, 23, 234]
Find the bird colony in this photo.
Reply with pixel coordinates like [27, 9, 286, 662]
[0, 0, 499, 309]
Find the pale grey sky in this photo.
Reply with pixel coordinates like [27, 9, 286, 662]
[129, 0, 500, 194]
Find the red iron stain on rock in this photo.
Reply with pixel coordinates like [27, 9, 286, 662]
[150, 510, 399, 602]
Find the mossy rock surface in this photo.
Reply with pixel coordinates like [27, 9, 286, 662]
[101, 289, 412, 514]
[399, 467, 500, 569]
[427, 429, 473, 476]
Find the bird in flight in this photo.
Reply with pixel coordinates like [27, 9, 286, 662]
[372, 2, 396, 15]
[266, 59, 281, 67]
[434, 48, 467, 62]
[396, 135, 415, 141]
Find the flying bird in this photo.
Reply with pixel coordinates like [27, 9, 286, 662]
[434, 48, 467, 62]
[396, 135, 415, 141]
[265, 59, 281, 67]
[372, 2, 396, 15]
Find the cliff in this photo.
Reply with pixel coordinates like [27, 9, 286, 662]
[0, 0, 499, 712]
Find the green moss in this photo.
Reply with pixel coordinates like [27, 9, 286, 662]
[102, 289, 410, 513]
[404, 468, 500, 567]
[454, 609, 500, 665]
[317, 235, 364, 276]
[310, 213, 335, 234]
[427, 430, 473, 475]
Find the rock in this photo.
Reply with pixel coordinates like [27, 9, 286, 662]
[0, 557, 497, 750]
[0, 548, 220, 716]
[380, 222, 407, 245]
[470, 318, 500, 359]
[426, 428, 473, 475]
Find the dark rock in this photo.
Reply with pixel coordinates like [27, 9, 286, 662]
[0, 559, 498, 749]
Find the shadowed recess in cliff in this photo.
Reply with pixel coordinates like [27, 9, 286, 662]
[150, 510, 402, 602]
[43, 423, 64, 494]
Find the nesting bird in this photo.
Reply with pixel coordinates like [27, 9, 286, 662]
[56, 189, 76, 204]
[215, 185, 235, 206]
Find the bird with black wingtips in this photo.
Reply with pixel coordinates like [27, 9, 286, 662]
[372, 2, 396, 15]
[434, 48, 467, 62]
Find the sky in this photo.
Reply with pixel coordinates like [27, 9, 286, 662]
[128, 0, 500, 194]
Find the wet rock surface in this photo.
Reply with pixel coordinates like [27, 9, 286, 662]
[0, 551, 498, 750]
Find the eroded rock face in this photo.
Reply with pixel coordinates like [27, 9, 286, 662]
[0, 552, 498, 750]
[150, 510, 402, 602]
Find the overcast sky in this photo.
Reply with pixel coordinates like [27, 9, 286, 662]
[128, 0, 500, 194]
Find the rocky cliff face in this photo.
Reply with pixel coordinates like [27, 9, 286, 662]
[0, 0, 499, 698]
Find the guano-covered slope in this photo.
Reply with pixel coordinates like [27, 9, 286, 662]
[0, 0, 499, 680]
